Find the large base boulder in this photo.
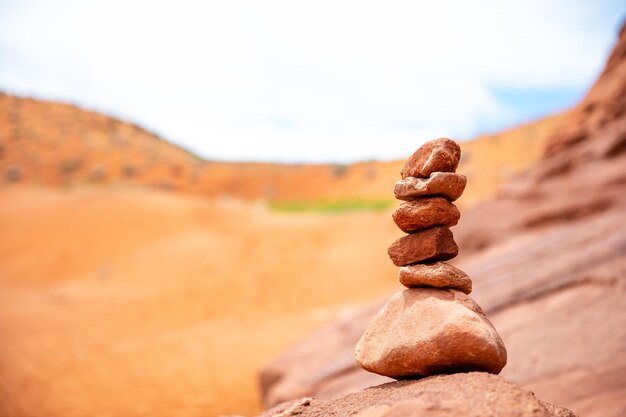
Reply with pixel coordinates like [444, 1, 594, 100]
[259, 372, 576, 417]
[355, 288, 506, 378]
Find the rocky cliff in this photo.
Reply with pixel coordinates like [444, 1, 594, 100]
[259, 22, 626, 417]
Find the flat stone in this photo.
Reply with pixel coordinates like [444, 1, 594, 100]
[392, 198, 460, 233]
[355, 288, 507, 378]
[387, 226, 458, 266]
[401, 138, 462, 178]
[398, 262, 472, 294]
[395, 173, 467, 202]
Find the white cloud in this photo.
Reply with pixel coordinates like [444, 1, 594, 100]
[0, 0, 624, 162]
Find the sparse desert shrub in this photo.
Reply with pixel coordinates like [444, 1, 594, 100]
[332, 164, 349, 177]
[122, 165, 139, 178]
[5, 165, 22, 182]
[60, 159, 83, 176]
[89, 166, 107, 181]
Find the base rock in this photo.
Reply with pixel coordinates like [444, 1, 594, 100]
[355, 288, 506, 378]
[258, 372, 576, 417]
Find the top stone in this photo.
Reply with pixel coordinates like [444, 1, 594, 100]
[401, 138, 461, 179]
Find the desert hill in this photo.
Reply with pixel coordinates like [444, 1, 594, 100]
[0, 92, 562, 207]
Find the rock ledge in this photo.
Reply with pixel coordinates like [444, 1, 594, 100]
[259, 372, 576, 417]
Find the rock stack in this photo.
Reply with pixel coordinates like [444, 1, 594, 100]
[355, 138, 507, 378]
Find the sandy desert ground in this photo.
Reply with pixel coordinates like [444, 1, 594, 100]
[0, 185, 405, 416]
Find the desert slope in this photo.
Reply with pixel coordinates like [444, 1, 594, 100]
[0, 92, 562, 206]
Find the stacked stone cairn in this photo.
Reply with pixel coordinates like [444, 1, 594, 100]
[355, 138, 507, 378]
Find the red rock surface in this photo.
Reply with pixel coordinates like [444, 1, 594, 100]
[387, 226, 458, 266]
[392, 197, 460, 233]
[355, 288, 506, 378]
[400, 137, 461, 178]
[259, 373, 575, 417]
[398, 262, 472, 294]
[394, 172, 467, 201]
[258, 23, 626, 417]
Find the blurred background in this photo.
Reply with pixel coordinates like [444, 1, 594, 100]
[1, 1, 625, 417]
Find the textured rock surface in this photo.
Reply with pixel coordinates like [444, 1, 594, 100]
[400, 137, 462, 178]
[259, 302, 393, 408]
[394, 172, 467, 201]
[259, 373, 575, 417]
[387, 226, 458, 266]
[355, 288, 506, 378]
[398, 262, 472, 294]
[392, 197, 460, 233]
[258, 26, 626, 417]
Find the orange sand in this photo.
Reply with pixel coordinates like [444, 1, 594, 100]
[0, 186, 400, 416]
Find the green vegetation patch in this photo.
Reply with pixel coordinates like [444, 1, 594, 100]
[269, 198, 393, 213]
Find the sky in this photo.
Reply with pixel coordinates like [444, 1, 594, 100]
[0, 1, 625, 163]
